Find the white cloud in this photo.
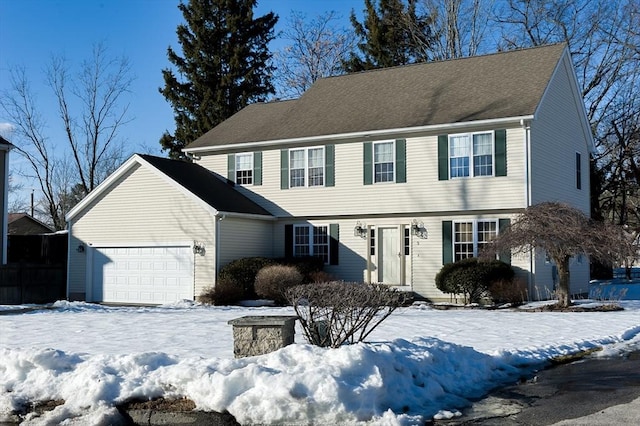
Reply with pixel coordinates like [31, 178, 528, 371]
[0, 122, 15, 139]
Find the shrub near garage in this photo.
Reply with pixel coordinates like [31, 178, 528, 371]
[435, 258, 514, 304]
[217, 257, 275, 300]
[255, 264, 304, 305]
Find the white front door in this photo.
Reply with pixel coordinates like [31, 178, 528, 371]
[378, 227, 401, 284]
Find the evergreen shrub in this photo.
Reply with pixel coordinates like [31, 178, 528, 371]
[435, 258, 514, 304]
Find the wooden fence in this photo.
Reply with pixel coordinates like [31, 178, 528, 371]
[0, 264, 66, 304]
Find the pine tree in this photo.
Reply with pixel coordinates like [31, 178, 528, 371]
[343, 0, 433, 72]
[159, 0, 277, 160]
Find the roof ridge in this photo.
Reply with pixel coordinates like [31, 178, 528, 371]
[320, 42, 568, 81]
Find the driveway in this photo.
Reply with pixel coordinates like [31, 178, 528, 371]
[439, 350, 640, 425]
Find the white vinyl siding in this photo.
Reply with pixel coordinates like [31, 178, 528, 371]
[529, 53, 591, 213]
[67, 164, 216, 300]
[196, 129, 526, 218]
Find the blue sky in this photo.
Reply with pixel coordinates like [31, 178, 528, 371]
[0, 0, 361, 199]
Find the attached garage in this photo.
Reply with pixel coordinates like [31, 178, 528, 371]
[91, 245, 194, 304]
[66, 154, 274, 305]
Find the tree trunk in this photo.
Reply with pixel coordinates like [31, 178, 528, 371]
[556, 257, 571, 307]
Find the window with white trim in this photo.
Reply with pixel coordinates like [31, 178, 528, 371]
[374, 141, 394, 183]
[290, 147, 324, 187]
[235, 153, 253, 185]
[294, 224, 329, 263]
[449, 132, 493, 178]
[454, 220, 498, 261]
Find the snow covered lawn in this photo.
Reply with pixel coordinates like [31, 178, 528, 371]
[2, 300, 640, 425]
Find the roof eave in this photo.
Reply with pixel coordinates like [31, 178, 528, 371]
[183, 115, 535, 154]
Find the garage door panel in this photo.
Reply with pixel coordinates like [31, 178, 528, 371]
[93, 245, 194, 304]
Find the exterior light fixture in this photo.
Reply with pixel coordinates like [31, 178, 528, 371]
[193, 242, 205, 255]
[76, 244, 85, 253]
[411, 219, 427, 238]
[354, 221, 368, 238]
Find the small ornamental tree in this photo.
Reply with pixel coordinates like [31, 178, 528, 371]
[286, 281, 408, 348]
[485, 202, 632, 308]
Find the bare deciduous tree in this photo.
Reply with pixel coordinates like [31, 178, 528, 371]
[422, 0, 491, 60]
[486, 202, 631, 308]
[0, 44, 133, 229]
[273, 11, 355, 99]
[286, 281, 408, 348]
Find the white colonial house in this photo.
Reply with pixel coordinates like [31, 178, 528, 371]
[66, 43, 593, 304]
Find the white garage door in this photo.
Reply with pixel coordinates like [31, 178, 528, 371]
[92, 246, 194, 304]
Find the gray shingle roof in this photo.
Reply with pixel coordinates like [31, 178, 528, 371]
[186, 43, 566, 150]
[139, 154, 272, 217]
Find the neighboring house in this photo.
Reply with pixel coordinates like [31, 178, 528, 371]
[0, 136, 13, 265]
[66, 43, 594, 304]
[8, 213, 54, 235]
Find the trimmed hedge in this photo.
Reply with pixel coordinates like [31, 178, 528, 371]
[435, 258, 514, 304]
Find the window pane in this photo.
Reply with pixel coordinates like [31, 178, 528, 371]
[294, 226, 310, 257]
[308, 148, 324, 186]
[235, 153, 253, 185]
[450, 135, 470, 178]
[313, 226, 329, 263]
[454, 222, 474, 261]
[374, 142, 394, 182]
[473, 133, 493, 176]
[290, 150, 305, 187]
[477, 221, 497, 257]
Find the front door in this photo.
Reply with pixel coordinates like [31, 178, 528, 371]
[378, 227, 401, 284]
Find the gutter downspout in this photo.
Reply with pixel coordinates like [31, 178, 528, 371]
[521, 119, 534, 300]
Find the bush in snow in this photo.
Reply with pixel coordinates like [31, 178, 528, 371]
[435, 258, 514, 304]
[275, 255, 325, 283]
[218, 257, 276, 300]
[254, 264, 304, 305]
[199, 275, 247, 305]
[487, 277, 528, 305]
[286, 281, 409, 348]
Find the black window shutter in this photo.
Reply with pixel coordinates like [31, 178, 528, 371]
[325, 145, 335, 187]
[442, 221, 453, 264]
[438, 135, 449, 181]
[495, 129, 507, 177]
[285, 224, 293, 258]
[498, 218, 511, 264]
[280, 149, 289, 190]
[363, 142, 373, 185]
[575, 152, 581, 190]
[329, 223, 339, 265]
[395, 139, 406, 183]
[227, 154, 235, 183]
[253, 152, 262, 186]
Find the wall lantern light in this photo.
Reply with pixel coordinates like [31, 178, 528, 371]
[353, 221, 368, 238]
[411, 219, 427, 238]
[193, 242, 206, 255]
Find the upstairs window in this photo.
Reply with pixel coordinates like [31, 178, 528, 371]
[235, 153, 253, 185]
[449, 132, 493, 178]
[374, 142, 394, 183]
[289, 147, 325, 188]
